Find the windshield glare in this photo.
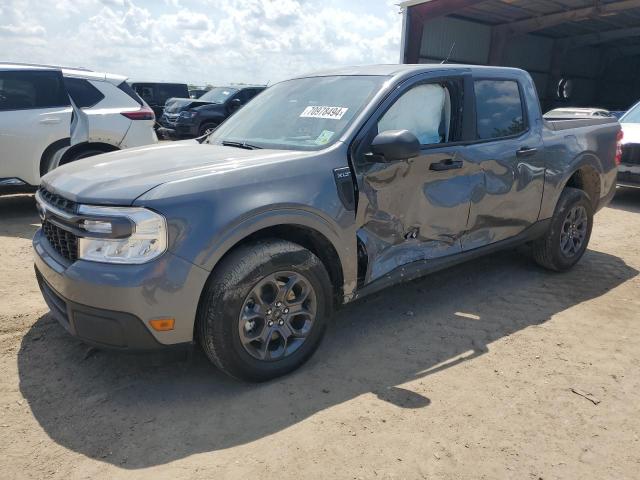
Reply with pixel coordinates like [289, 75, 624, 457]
[208, 75, 387, 150]
[621, 103, 640, 123]
[200, 87, 238, 104]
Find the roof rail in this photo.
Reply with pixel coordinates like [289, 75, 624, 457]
[0, 62, 93, 72]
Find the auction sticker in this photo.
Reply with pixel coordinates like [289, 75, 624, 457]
[300, 106, 348, 120]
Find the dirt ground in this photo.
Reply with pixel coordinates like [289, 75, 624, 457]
[1, 189, 639, 480]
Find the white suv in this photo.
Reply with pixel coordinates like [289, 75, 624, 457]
[0, 63, 157, 189]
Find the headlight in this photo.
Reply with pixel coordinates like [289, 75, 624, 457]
[179, 110, 198, 118]
[77, 205, 167, 264]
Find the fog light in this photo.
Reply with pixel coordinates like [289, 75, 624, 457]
[149, 318, 175, 331]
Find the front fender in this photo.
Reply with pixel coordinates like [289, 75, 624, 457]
[199, 206, 348, 267]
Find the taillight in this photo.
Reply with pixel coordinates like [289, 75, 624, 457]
[615, 129, 624, 165]
[121, 106, 155, 121]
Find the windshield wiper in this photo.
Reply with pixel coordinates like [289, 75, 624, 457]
[221, 140, 262, 150]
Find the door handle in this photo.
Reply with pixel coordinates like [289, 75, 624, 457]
[39, 117, 61, 125]
[516, 146, 538, 157]
[429, 158, 463, 171]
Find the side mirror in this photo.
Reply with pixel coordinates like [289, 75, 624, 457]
[229, 98, 242, 110]
[370, 130, 421, 162]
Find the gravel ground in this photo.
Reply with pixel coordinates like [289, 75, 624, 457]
[1, 189, 639, 479]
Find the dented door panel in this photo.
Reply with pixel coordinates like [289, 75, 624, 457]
[461, 136, 546, 250]
[357, 147, 481, 284]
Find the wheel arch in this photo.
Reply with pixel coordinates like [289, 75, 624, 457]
[194, 210, 356, 308]
[39, 138, 71, 177]
[540, 153, 604, 219]
[563, 164, 601, 211]
[59, 142, 120, 166]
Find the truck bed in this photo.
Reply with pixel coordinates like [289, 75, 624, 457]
[544, 116, 619, 131]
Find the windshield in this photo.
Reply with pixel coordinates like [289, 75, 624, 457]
[200, 87, 238, 104]
[621, 102, 640, 123]
[207, 75, 387, 150]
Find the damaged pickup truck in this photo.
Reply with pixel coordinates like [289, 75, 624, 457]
[33, 65, 621, 381]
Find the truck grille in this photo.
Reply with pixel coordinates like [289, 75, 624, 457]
[38, 187, 78, 214]
[621, 144, 640, 165]
[42, 220, 79, 262]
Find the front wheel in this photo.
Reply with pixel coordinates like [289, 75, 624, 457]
[532, 187, 594, 272]
[197, 239, 333, 382]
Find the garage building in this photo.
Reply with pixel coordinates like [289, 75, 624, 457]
[400, 0, 640, 112]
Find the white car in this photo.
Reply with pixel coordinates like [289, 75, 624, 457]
[618, 101, 640, 187]
[0, 63, 157, 189]
[543, 107, 613, 119]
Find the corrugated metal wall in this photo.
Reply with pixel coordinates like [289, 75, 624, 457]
[418, 17, 605, 110]
[418, 17, 491, 64]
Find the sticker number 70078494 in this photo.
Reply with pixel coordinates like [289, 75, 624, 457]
[300, 106, 349, 120]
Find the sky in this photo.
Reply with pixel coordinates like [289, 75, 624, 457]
[1, 0, 403, 86]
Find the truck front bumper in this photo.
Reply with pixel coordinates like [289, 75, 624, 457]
[33, 229, 210, 350]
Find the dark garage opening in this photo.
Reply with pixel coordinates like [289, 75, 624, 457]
[400, 0, 640, 112]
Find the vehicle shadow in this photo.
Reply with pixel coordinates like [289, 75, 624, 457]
[0, 194, 39, 240]
[609, 186, 640, 213]
[17, 248, 637, 469]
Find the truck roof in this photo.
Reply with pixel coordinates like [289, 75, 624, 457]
[292, 63, 527, 81]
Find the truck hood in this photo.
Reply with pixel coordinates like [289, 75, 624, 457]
[621, 122, 640, 144]
[41, 141, 312, 205]
[163, 98, 218, 114]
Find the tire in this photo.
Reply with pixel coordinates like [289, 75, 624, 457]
[532, 187, 594, 272]
[197, 239, 333, 382]
[66, 148, 107, 161]
[48, 148, 107, 173]
[198, 123, 218, 137]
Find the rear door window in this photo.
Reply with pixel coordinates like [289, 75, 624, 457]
[118, 82, 143, 105]
[474, 80, 526, 140]
[0, 70, 69, 111]
[63, 77, 105, 108]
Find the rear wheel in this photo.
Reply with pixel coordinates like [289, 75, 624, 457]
[532, 187, 593, 271]
[47, 148, 109, 173]
[197, 239, 332, 382]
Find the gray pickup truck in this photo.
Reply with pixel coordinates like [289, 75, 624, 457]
[33, 65, 621, 381]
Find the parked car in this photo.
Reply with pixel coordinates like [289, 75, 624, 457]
[158, 85, 265, 138]
[617, 101, 640, 187]
[189, 88, 209, 99]
[33, 65, 620, 381]
[0, 63, 157, 190]
[544, 107, 613, 119]
[129, 81, 189, 122]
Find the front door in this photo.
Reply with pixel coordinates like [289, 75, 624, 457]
[0, 69, 71, 185]
[353, 74, 482, 284]
[462, 77, 546, 250]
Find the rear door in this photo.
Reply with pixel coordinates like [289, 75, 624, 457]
[461, 76, 546, 250]
[0, 69, 71, 185]
[353, 72, 483, 284]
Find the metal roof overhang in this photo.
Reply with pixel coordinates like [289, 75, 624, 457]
[401, 0, 640, 63]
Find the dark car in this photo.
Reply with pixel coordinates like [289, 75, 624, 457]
[158, 85, 265, 138]
[34, 65, 620, 382]
[129, 82, 190, 121]
[189, 88, 209, 99]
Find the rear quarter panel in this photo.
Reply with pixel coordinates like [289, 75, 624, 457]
[539, 119, 620, 219]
